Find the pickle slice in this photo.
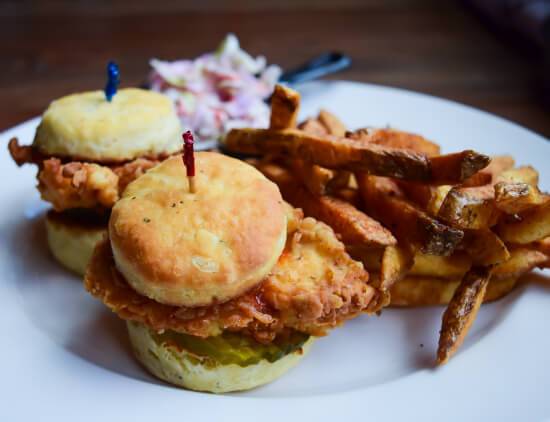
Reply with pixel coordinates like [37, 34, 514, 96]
[152, 329, 309, 367]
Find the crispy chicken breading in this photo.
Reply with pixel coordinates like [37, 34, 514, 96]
[38, 159, 120, 211]
[8, 137, 35, 165]
[113, 158, 160, 192]
[9, 138, 163, 211]
[85, 210, 380, 343]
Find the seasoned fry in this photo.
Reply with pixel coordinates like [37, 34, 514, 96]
[347, 128, 441, 156]
[398, 182, 452, 216]
[426, 185, 453, 216]
[318, 109, 347, 137]
[462, 155, 514, 187]
[401, 156, 515, 217]
[379, 245, 414, 291]
[289, 190, 397, 248]
[492, 247, 548, 279]
[295, 111, 349, 195]
[269, 84, 301, 130]
[437, 267, 491, 365]
[225, 128, 489, 183]
[328, 170, 352, 191]
[247, 159, 294, 187]
[495, 165, 539, 186]
[358, 175, 464, 255]
[332, 187, 361, 207]
[390, 275, 518, 307]
[347, 245, 384, 271]
[290, 158, 335, 196]
[429, 150, 491, 185]
[498, 201, 550, 244]
[348, 244, 413, 294]
[245, 96, 548, 365]
[226, 128, 428, 178]
[461, 229, 510, 266]
[534, 237, 550, 255]
[355, 248, 471, 280]
[494, 182, 547, 214]
[437, 185, 499, 229]
[253, 162, 397, 248]
[411, 252, 471, 279]
[536, 237, 550, 268]
[298, 118, 328, 136]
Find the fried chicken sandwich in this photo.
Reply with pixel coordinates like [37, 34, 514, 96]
[84, 152, 383, 393]
[8, 88, 182, 274]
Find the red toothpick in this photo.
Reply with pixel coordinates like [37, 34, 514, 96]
[182, 131, 196, 193]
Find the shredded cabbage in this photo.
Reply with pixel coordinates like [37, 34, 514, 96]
[149, 34, 281, 143]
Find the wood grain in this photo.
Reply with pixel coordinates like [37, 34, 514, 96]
[1, 0, 548, 137]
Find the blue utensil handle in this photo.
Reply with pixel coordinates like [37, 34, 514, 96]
[279, 52, 351, 84]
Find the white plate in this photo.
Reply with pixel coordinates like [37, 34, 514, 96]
[1, 81, 549, 422]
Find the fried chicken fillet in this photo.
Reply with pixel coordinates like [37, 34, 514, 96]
[85, 207, 380, 343]
[84, 153, 381, 393]
[8, 88, 182, 274]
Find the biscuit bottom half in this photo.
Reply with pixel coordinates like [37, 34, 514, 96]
[126, 321, 314, 393]
[45, 210, 108, 276]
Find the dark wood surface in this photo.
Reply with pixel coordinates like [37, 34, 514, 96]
[2, 0, 549, 137]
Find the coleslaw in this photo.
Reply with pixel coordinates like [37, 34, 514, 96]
[149, 34, 281, 143]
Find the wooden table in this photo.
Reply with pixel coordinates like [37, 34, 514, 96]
[2, 0, 549, 137]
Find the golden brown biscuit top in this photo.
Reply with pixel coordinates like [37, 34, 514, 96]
[33, 88, 182, 161]
[109, 152, 287, 307]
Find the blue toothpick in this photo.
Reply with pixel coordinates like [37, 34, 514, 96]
[104, 61, 120, 102]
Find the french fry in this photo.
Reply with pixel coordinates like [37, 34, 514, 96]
[224, 128, 489, 183]
[429, 150, 491, 185]
[389, 274, 519, 307]
[411, 252, 472, 279]
[461, 155, 515, 187]
[426, 185, 453, 216]
[437, 185, 500, 229]
[290, 192, 397, 248]
[248, 159, 295, 187]
[437, 267, 492, 365]
[318, 109, 347, 137]
[379, 245, 414, 291]
[332, 187, 361, 207]
[432, 163, 540, 228]
[398, 182, 452, 216]
[400, 155, 514, 215]
[290, 158, 335, 196]
[494, 182, 547, 214]
[357, 174, 464, 255]
[298, 118, 328, 136]
[461, 229, 510, 266]
[534, 237, 550, 255]
[347, 128, 441, 156]
[347, 245, 384, 271]
[498, 201, 550, 244]
[327, 170, 352, 191]
[251, 157, 398, 249]
[251, 161, 397, 249]
[254, 163, 398, 248]
[273, 89, 343, 197]
[248, 96, 548, 365]
[348, 244, 413, 292]
[495, 165, 539, 186]
[492, 247, 548, 279]
[269, 84, 301, 129]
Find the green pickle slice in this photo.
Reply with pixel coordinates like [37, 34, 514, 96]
[152, 329, 310, 368]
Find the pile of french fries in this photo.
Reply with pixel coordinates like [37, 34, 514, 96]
[223, 84, 550, 365]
